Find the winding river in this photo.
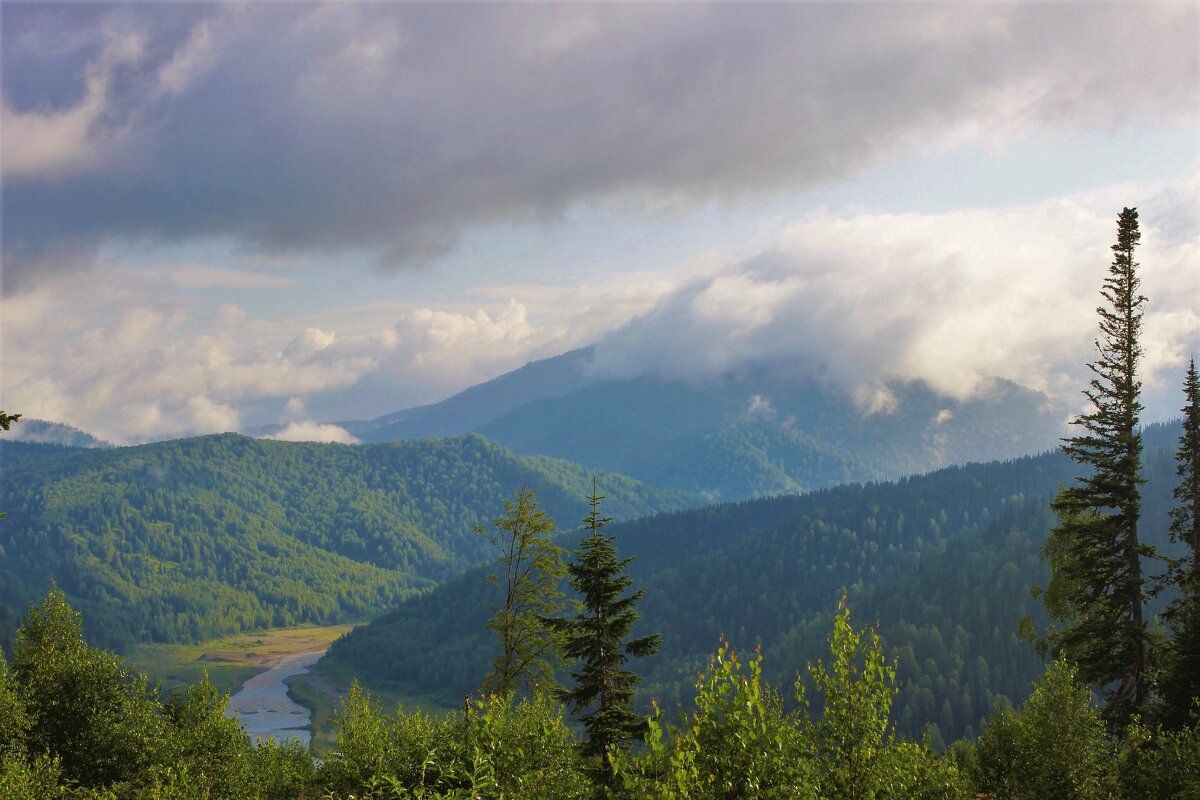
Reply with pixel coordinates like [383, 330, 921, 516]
[225, 650, 324, 747]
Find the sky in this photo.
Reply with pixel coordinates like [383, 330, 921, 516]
[2, 1, 1198, 445]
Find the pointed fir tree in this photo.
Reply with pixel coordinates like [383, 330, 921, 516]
[1160, 357, 1200, 727]
[1169, 357, 1200, 584]
[548, 480, 660, 761]
[1042, 206, 1153, 730]
[477, 487, 568, 698]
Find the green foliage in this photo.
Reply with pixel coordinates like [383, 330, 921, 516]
[0, 654, 30, 760]
[614, 599, 968, 800]
[3, 590, 1194, 799]
[245, 739, 319, 800]
[160, 676, 254, 797]
[613, 641, 816, 800]
[13, 589, 171, 787]
[0, 434, 691, 651]
[550, 483, 661, 760]
[0, 753, 69, 800]
[0, 590, 320, 800]
[803, 596, 900, 800]
[1119, 703, 1200, 800]
[1045, 207, 1154, 729]
[1169, 357, 1200, 573]
[333, 428, 1186, 741]
[974, 659, 1112, 800]
[321, 685, 590, 799]
[478, 488, 568, 697]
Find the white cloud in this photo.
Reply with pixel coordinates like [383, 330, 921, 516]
[158, 266, 297, 290]
[592, 175, 1200, 421]
[743, 395, 777, 422]
[156, 17, 219, 97]
[0, 267, 649, 441]
[266, 421, 359, 444]
[0, 272, 377, 443]
[3, 176, 1196, 443]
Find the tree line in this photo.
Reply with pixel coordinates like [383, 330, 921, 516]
[0, 585, 1195, 798]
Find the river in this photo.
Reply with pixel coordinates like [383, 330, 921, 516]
[225, 649, 324, 747]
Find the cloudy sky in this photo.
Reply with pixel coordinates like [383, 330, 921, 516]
[2, 2, 1198, 444]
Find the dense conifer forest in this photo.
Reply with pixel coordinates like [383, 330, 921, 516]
[326, 421, 1185, 745]
[0, 434, 692, 652]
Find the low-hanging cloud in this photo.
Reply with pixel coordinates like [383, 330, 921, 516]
[3, 2, 1196, 291]
[0, 266, 638, 442]
[590, 177, 1200, 419]
[266, 421, 359, 445]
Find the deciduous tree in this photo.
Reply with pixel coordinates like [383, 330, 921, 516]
[478, 487, 568, 697]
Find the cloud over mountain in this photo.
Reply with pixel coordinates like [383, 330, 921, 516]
[590, 178, 1200, 417]
[5, 175, 1195, 443]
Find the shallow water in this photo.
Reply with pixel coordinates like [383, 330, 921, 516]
[225, 649, 323, 747]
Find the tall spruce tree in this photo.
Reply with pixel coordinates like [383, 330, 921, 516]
[1042, 206, 1152, 730]
[477, 487, 568, 697]
[1169, 357, 1200, 583]
[1160, 357, 1200, 726]
[549, 480, 660, 760]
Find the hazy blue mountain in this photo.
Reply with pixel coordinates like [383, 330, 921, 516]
[478, 366, 1065, 498]
[0, 433, 694, 652]
[349, 350, 1065, 500]
[346, 347, 597, 440]
[326, 419, 1185, 744]
[8, 419, 112, 448]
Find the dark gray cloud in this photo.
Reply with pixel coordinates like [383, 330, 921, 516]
[3, 2, 1196, 291]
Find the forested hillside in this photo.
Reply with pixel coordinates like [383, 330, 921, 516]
[326, 420, 1184, 744]
[475, 371, 1063, 498]
[0, 433, 693, 652]
[6, 419, 111, 449]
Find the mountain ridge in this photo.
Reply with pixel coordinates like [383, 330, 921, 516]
[334, 348, 1067, 499]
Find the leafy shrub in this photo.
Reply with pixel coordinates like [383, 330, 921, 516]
[321, 686, 589, 799]
[1119, 703, 1200, 800]
[974, 659, 1112, 800]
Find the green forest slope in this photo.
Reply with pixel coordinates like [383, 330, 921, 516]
[0, 433, 694, 652]
[326, 421, 1185, 744]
